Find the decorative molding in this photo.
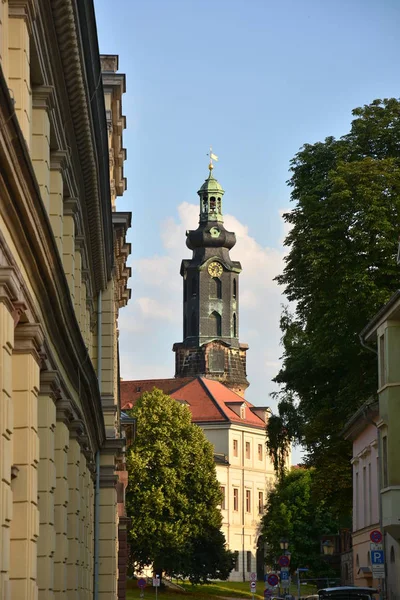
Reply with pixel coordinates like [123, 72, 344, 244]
[32, 85, 54, 111]
[0, 266, 21, 314]
[50, 149, 68, 172]
[39, 369, 62, 401]
[8, 0, 38, 35]
[56, 398, 74, 426]
[99, 465, 118, 488]
[63, 196, 79, 217]
[14, 322, 44, 364]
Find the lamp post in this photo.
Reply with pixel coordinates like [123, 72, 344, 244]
[279, 539, 289, 597]
[322, 540, 334, 556]
[280, 538, 289, 552]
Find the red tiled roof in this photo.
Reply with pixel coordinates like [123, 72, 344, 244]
[120, 378, 194, 410]
[120, 376, 266, 428]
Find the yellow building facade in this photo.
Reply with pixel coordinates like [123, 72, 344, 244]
[0, 1, 130, 599]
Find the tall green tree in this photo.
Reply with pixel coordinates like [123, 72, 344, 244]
[261, 468, 338, 577]
[267, 99, 400, 515]
[125, 388, 234, 582]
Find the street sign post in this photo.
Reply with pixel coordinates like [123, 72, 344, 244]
[280, 568, 290, 588]
[153, 576, 160, 600]
[370, 530, 383, 544]
[250, 582, 257, 592]
[250, 572, 257, 582]
[267, 574, 279, 588]
[371, 549, 385, 578]
[278, 555, 290, 568]
[264, 590, 273, 599]
[138, 578, 146, 598]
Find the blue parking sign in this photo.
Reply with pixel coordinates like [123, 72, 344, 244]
[371, 550, 384, 565]
[280, 571, 289, 581]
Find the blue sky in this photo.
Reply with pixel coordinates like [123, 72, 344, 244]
[94, 0, 399, 456]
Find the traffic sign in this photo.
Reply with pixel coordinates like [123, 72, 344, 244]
[153, 578, 160, 587]
[267, 573, 279, 587]
[250, 582, 257, 592]
[370, 530, 383, 544]
[371, 549, 385, 578]
[370, 542, 383, 552]
[279, 555, 290, 567]
[280, 569, 290, 588]
[137, 578, 147, 589]
[264, 590, 273, 598]
[250, 572, 257, 581]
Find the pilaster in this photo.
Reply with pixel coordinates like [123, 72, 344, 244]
[10, 321, 44, 600]
[0, 268, 18, 600]
[8, 0, 37, 150]
[74, 237, 84, 331]
[1, 0, 9, 82]
[32, 85, 53, 213]
[37, 371, 61, 600]
[66, 422, 82, 600]
[98, 440, 123, 599]
[50, 151, 67, 258]
[62, 199, 77, 304]
[53, 400, 72, 600]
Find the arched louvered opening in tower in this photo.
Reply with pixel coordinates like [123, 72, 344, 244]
[210, 311, 222, 337]
[233, 313, 237, 337]
[210, 277, 222, 299]
[233, 278, 237, 299]
[209, 196, 216, 212]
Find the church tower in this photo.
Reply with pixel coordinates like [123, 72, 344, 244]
[173, 160, 249, 396]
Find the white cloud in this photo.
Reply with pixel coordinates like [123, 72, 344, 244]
[118, 203, 291, 408]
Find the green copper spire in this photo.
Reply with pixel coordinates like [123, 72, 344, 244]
[197, 162, 225, 224]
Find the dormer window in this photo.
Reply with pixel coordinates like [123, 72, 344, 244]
[240, 404, 246, 419]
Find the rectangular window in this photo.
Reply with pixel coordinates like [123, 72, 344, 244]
[233, 488, 239, 511]
[246, 489, 251, 513]
[258, 491, 264, 515]
[382, 435, 388, 488]
[220, 486, 226, 510]
[245, 441, 251, 459]
[355, 471, 359, 531]
[363, 466, 367, 528]
[368, 462, 372, 525]
[246, 551, 252, 572]
[379, 334, 386, 387]
[233, 439, 238, 457]
[258, 444, 263, 461]
[234, 551, 239, 571]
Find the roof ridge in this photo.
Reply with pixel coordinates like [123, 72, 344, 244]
[198, 377, 229, 421]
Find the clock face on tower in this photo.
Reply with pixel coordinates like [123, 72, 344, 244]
[208, 261, 223, 278]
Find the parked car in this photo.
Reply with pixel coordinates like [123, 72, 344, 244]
[318, 587, 378, 600]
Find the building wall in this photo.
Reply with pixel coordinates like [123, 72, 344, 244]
[0, 3, 130, 599]
[350, 412, 400, 596]
[201, 422, 276, 581]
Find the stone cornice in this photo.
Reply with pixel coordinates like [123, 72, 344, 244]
[0, 266, 21, 314]
[8, 0, 38, 35]
[40, 370, 62, 401]
[99, 465, 118, 488]
[51, 0, 113, 292]
[56, 398, 74, 426]
[50, 149, 68, 172]
[32, 85, 54, 110]
[14, 322, 44, 364]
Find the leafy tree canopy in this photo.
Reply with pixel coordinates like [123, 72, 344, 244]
[268, 98, 400, 515]
[261, 468, 338, 577]
[125, 388, 234, 583]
